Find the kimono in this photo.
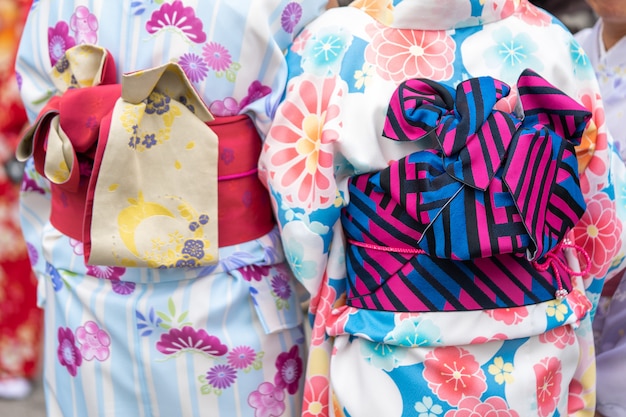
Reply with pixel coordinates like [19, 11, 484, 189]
[259, 1, 626, 416]
[0, 0, 42, 384]
[15, 1, 327, 416]
[576, 20, 626, 417]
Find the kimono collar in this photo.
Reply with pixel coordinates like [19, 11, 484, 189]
[348, 0, 524, 30]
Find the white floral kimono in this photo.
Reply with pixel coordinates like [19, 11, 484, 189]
[15, 1, 327, 416]
[259, 1, 626, 416]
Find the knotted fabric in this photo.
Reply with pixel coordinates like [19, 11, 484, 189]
[341, 69, 591, 312]
[18, 45, 274, 268]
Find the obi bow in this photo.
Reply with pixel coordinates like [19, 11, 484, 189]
[374, 68, 591, 261]
[17, 44, 222, 268]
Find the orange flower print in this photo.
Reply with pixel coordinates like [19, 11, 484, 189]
[264, 75, 344, 210]
[572, 192, 621, 278]
[350, 0, 394, 25]
[422, 346, 487, 406]
[576, 91, 608, 194]
[534, 357, 562, 417]
[365, 23, 455, 84]
[302, 375, 330, 417]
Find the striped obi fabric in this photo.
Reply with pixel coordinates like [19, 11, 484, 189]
[341, 69, 592, 312]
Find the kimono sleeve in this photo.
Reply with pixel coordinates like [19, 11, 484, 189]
[259, 69, 348, 298]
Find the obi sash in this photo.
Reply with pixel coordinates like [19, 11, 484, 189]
[341, 69, 592, 312]
[17, 45, 274, 267]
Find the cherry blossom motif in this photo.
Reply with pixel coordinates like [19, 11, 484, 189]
[248, 382, 286, 417]
[444, 396, 520, 417]
[145, 0, 206, 44]
[534, 357, 562, 417]
[302, 375, 330, 417]
[486, 306, 529, 325]
[572, 192, 621, 278]
[274, 345, 303, 395]
[76, 321, 111, 361]
[538, 326, 576, 349]
[57, 327, 82, 376]
[69, 5, 98, 44]
[156, 326, 227, 357]
[291, 29, 312, 54]
[264, 75, 343, 210]
[364, 22, 455, 84]
[422, 346, 487, 406]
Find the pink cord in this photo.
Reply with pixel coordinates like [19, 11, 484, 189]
[348, 238, 591, 301]
[218, 167, 258, 181]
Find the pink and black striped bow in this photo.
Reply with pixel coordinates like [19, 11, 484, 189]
[371, 68, 591, 261]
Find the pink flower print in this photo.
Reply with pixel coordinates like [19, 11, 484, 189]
[572, 192, 621, 278]
[203, 42, 232, 72]
[538, 326, 576, 349]
[146, 0, 206, 43]
[516, 1, 552, 26]
[209, 97, 240, 116]
[291, 29, 312, 54]
[444, 396, 520, 417]
[281, 2, 302, 34]
[57, 327, 82, 376]
[364, 23, 455, 84]
[48, 21, 76, 66]
[239, 80, 272, 110]
[302, 375, 330, 417]
[486, 306, 529, 325]
[309, 283, 338, 346]
[179, 53, 209, 83]
[264, 75, 343, 210]
[76, 321, 111, 361]
[70, 5, 98, 44]
[227, 345, 256, 369]
[248, 382, 286, 417]
[69, 238, 84, 256]
[422, 346, 487, 406]
[274, 345, 303, 395]
[241, 264, 271, 282]
[567, 378, 585, 415]
[534, 357, 562, 417]
[206, 364, 237, 389]
[156, 326, 228, 357]
[86, 265, 126, 280]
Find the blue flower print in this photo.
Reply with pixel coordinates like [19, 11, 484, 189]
[302, 27, 352, 77]
[359, 338, 405, 372]
[182, 239, 205, 259]
[483, 27, 542, 82]
[142, 134, 157, 148]
[284, 238, 318, 281]
[46, 261, 64, 291]
[384, 317, 442, 347]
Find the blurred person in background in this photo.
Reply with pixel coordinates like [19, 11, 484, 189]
[0, 0, 42, 401]
[531, 0, 597, 32]
[575, 1, 626, 416]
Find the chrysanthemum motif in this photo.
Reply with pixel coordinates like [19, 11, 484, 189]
[145, 0, 206, 44]
[156, 326, 228, 357]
